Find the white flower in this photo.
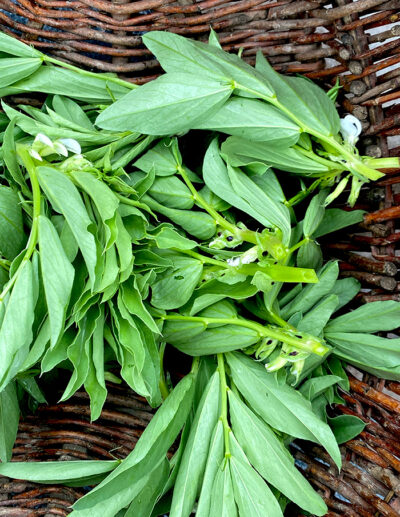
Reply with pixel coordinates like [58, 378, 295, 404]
[59, 138, 81, 155]
[340, 114, 362, 146]
[227, 256, 241, 267]
[29, 134, 81, 161]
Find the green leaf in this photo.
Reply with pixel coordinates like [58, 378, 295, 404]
[209, 462, 238, 517]
[229, 391, 326, 515]
[0, 185, 26, 260]
[297, 240, 323, 270]
[0, 460, 120, 484]
[151, 254, 203, 310]
[230, 455, 283, 517]
[299, 375, 342, 401]
[170, 371, 220, 516]
[37, 166, 97, 287]
[71, 372, 195, 515]
[326, 332, 400, 376]
[328, 415, 365, 444]
[326, 300, 400, 334]
[1, 66, 129, 103]
[330, 278, 361, 312]
[0, 381, 19, 462]
[297, 294, 339, 336]
[256, 51, 340, 136]
[314, 209, 365, 238]
[144, 195, 216, 240]
[149, 176, 194, 210]
[125, 458, 169, 517]
[149, 225, 197, 251]
[52, 95, 94, 131]
[0, 32, 41, 58]
[0, 262, 35, 390]
[142, 31, 274, 98]
[194, 97, 300, 145]
[303, 190, 328, 238]
[121, 280, 159, 334]
[196, 421, 224, 517]
[171, 324, 259, 356]
[221, 136, 330, 175]
[0, 57, 41, 88]
[96, 72, 232, 134]
[134, 139, 177, 176]
[227, 352, 341, 467]
[281, 261, 339, 319]
[38, 215, 74, 346]
[3, 119, 29, 195]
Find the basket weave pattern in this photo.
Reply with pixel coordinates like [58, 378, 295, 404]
[0, 0, 399, 515]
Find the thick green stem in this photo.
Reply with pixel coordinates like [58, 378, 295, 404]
[0, 147, 41, 302]
[217, 354, 231, 459]
[362, 156, 400, 169]
[162, 314, 328, 355]
[43, 56, 137, 91]
[175, 248, 229, 268]
[0, 258, 10, 271]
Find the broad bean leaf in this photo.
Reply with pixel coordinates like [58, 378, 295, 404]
[0, 185, 26, 260]
[0, 460, 120, 484]
[326, 332, 400, 379]
[38, 215, 74, 346]
[299, 375, 342, 401]
[71, 373, 195, 515]
[328, 415, 365, 444]
[149, 176, 194, 210]
[230, 455, 283, 517]
[313, 208, 365, 238]
[330, 278, 360, 312]
[297, 294, 339, 336]
[227, 353, 341, 467]
[229, 392, 326, 515]
[170, 372, 220, 517]
[52, 95, 94, 131]
[209, 462, 238, 517]
[148, 225, 197, 251]
[297, 240, 323, 270]
[196, 421, 224, 517]
[125, 458, 169, 517]
[194, 97, 300, 145]
[144, 195, 216, 240]
[221, 136, 330, 175]
[172, 324, 259, 356]
[1, 66, 129, 103]
[303, 190, 328, 238]
[142, 31, 274, 98]
[0, 57, 41, 88]
[256, 51, 340, 136]
[0, 381, 19, 462]
[3, 119, 29, 195]
[203, 139, 290, 240]
[325, 300, 400, 334]
[134, 139, 177, 176]
[151, 253, 203, 310]
[281, 261, 339, 319]
[0, 262, 35, 390]
[96, 72, 232, 134]
[37, 166, 97, 286]
[0, 32, 42, 58]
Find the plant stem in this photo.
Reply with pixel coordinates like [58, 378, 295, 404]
[293, 145, 345, 171]
[0, 147, 41, 302]
[174, 248, 229, 268]
[362, 156, 400, 169]
[43, 56, 137, 91]
[217, 354, 231, 459]
[162, 314, 329, 355]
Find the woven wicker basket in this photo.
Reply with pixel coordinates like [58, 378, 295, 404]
[0, 0, 399, 515]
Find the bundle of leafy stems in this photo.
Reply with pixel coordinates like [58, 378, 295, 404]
[0, 29, 399, 517]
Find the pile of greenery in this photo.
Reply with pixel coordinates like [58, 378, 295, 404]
[0, 30, 399, 517]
